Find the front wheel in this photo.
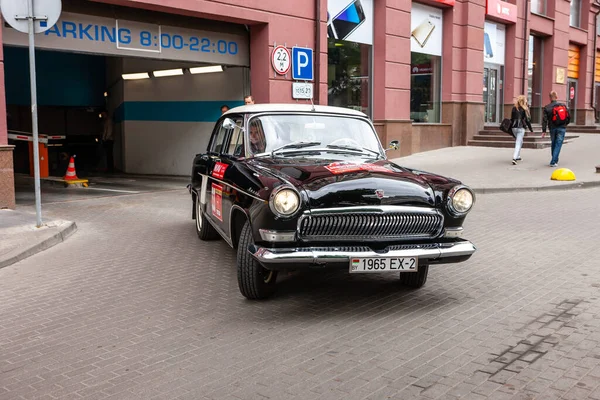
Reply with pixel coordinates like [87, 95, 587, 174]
[400, 265, 429, 288]
[237, 221, 278, 300]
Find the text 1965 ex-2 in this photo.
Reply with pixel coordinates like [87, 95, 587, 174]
[188, 104, 476, 300]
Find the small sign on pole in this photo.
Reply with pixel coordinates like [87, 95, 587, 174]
[271, 45, 291, 75]
[1, 0, 62, 227]
[292, 47, 314, 81]
[292, 82, 313, 100]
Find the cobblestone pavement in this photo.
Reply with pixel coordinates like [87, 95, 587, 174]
[1, 188, 600, 400]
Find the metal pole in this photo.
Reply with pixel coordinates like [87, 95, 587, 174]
[27, 0, 43, 227]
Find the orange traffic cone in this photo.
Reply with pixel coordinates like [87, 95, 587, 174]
[64, 155, 79, 181]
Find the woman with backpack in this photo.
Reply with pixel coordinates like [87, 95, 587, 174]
[510, 95, 534, 165]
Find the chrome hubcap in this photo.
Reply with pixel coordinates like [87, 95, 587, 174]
[196, 197, 202, 230]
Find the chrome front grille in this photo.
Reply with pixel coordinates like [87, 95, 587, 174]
[297, 206, 444, 241]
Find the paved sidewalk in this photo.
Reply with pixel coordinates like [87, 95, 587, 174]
[0, 209, 76, 269]
[391, 133, 600, 193]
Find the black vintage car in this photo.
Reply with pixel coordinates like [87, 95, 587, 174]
[189, 104, 476, 300]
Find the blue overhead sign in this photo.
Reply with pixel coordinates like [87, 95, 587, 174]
[292, 47, 313, 81]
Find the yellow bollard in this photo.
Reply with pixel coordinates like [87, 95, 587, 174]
[551, 168, 576, 181]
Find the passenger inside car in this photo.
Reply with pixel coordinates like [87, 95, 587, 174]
[249, 120, 267, 154]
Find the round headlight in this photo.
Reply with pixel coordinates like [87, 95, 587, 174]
[271, 188, 300, 216]
[451, 188, 474, 214]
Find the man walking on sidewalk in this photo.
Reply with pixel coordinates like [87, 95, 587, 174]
[541, 90, 570, 167]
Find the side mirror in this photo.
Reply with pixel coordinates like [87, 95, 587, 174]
[386, 140, 400, 152]
[223, 118, 238, 130]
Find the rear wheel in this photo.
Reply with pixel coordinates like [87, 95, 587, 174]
[237, 221, 278, 299]
[400, 265, 429, 288]
[195, 194, 218, 240]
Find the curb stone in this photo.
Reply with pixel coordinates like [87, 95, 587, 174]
[472, 180, 600, 194]
[0, 221, 78, 269]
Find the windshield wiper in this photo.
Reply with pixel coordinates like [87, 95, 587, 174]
[325, 144, 382, 159]
[271, 141, 321, 156]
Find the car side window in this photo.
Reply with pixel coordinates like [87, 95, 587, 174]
[224, 117, 245, 157]
[209, 122, 229, 154]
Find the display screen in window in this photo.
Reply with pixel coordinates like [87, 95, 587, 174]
[327, 38, 371, 116]
[410, 53, 441, 123]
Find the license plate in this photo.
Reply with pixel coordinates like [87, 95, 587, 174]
[349, 257, 418, 273]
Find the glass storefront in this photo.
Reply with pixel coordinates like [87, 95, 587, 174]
[483, 65, 504, 123]
[410, 53, 441, 122]
[410, 2, 443, 123]
[326, 0, 373, 116]
[327, 39, 371, 116]
[483, 22, 505, 124]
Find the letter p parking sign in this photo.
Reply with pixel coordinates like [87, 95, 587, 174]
[292, 47, 313, 81]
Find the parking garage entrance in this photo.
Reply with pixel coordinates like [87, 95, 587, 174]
[3, 4, 250, 178]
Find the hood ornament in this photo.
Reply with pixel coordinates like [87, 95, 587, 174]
[364, 189, 389, 200]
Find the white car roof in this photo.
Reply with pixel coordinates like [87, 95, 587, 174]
[224, 103, 368, 117]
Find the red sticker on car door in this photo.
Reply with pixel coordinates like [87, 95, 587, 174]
[211, 183, 223, 221]
[212, 162, 228, 179]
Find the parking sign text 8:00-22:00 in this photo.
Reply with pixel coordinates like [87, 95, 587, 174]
[139, 31, 238, 55]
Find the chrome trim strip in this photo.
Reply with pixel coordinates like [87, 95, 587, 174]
[200, 173, 266, 203]
[250, 241, 476, 265]
[200, 177, 207, 205]
[302, 205, 441, 215]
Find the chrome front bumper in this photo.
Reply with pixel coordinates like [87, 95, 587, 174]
[249, 240, 476, 270]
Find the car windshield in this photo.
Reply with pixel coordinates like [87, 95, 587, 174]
[247, 114, 382, 158]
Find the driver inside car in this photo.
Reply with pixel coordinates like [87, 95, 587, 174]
[249, 120, 267, 154]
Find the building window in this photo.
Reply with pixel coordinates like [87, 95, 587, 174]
[326, 0, 373, 116]
[570, 0, 581, 28]
[410, 53, 441, 123]
[410, 3, 443, 123]
[531, 0, 546, 15]
[327, 39, 371, 116]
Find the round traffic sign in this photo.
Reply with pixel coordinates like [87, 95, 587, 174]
[1, 0, 62, 34]
[271, 45, 291, 75]
[570, 86, 575, 100]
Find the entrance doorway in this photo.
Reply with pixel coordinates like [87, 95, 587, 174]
[483, 64, 503, 124]
[528, 35, 544, 123]
[567, 79, 577, 123]
[3, 8, 250, 177]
